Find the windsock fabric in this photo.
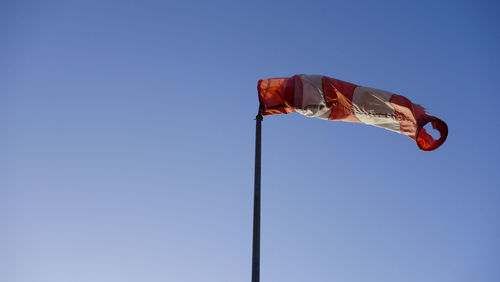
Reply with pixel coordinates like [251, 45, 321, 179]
[257, 74, 448, 151]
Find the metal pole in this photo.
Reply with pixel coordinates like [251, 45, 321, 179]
[251, 112, 263, 282]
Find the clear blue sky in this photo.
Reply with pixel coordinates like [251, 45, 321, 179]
[1, 1, 499, 281]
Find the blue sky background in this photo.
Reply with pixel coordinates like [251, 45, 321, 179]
[1, 0, 499, 281]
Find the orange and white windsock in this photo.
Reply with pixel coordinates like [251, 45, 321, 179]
[258, 74, 448, 151]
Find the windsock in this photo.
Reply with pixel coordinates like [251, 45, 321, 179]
[257, 74, 448, 151]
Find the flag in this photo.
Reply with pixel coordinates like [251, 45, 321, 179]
[257, 74, 448, 151]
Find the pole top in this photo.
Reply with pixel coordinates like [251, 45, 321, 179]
[255, 105, 263, 121]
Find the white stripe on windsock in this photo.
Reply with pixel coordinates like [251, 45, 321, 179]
[352, 86, 401, 133]
[294, 74, 331, 120]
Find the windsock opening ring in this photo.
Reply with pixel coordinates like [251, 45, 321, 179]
[416, 116, 448, 151]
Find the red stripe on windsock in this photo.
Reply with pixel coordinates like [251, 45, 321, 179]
[322, 77, 361, 123]
[258, 78, 295, 115]
[390, 94, 419, 137]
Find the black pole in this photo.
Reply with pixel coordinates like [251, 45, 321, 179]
[251, 112, 263, 282]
